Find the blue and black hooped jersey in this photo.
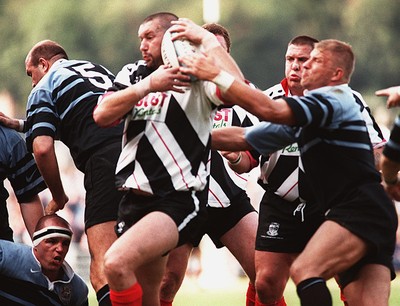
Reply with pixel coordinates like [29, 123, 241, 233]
[25, 59, 122, 172]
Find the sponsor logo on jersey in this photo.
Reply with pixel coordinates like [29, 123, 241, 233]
[212, 108, 233, 129]
[132, 92, 170, 121]
[281, 143, 300, 155]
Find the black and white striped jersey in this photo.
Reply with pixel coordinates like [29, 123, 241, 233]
[109, 60, 225, 196]
[208, 105, 259, 208]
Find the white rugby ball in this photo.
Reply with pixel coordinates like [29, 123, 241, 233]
[161, 30, 201, 81]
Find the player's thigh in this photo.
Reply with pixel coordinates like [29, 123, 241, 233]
[107, 211, 179, 271]
[291, 220, 368, 283]
[343, 264, 391, 306]
[86, 220, 117, 259]
[221, 211, 257, 254]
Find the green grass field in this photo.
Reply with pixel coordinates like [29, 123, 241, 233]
[88, 273, 400, 305]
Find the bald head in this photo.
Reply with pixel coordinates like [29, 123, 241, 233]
[32, 214, 73, 247]
[26, 40, 68, 66]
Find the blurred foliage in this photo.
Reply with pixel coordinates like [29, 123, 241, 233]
[0, 0, 399, 123]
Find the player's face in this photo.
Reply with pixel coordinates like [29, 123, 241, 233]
[284, 44, 313, 96]
[34, 235, 70, 278]
[25, 57, 47, 88]
[301, 48, 336, 91]
[138, 19, 165, 70]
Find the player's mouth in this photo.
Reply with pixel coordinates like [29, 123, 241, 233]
[142, 53, 152, 63]
[289, 74, 301, 82]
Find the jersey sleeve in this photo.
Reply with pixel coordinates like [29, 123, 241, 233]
[5, 130, 46, 203]
[25, 88, 60, 152]
[245, 122, 298, 156]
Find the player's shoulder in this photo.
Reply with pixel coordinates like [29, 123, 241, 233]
[263, 83, 285, 99]
[115, 60, 150, 86]
[118, 60, 147, 74]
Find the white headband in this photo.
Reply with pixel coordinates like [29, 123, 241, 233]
[32, 226, 72, 246]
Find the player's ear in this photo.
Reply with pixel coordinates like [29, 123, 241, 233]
[38, 58, 50, 72]
[332, 67, 344, 82]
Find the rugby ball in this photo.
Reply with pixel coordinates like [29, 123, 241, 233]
[161, 30, 201, 81]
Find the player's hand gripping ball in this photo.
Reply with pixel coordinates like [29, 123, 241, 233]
[161, 30, 201, 81]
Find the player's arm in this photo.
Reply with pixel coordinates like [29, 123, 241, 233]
[221, 151, 256, 174]
[380, 154, 400, 201]
[0, 112, 25, 132]
[32, 135, 68, 214]
[179, 54, 296, 125]
[93, 65, 190, 127]
[19, 195, 44, 238]
[212, 126, 253, 152]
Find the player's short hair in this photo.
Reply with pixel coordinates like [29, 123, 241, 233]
[28, 40, 68, 66]
[202, 23, 231, 53]
[316, 39, 355, 81]
[289, 35, 319, 48]
[142, 12, 178, 31]
[35, 214, 72, 233]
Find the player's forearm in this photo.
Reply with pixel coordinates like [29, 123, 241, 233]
[222, 81, 296, 125]
[33, 137, 66, 204]
[94, 78, 152, 127]
[212, 127, 252, 152]
[20, 196, 44, 238]
[380, 154, 400, 185]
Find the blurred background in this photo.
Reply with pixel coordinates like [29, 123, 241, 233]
[1, 0, 400, 304]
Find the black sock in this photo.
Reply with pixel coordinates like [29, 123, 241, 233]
[297, 277, 332, 306]
[97, 284, 112, 306]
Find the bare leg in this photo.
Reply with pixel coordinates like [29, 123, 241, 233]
[86, 220, 117, 292]
[291, 220, 368, 283]
[220, 211, 258, 283]
[343, 264, 391, 306]
[255, 250, 297, 303]
[137, 255, 170, 306]
[159, 244, 193, 302]
[104, 212, 179, 304]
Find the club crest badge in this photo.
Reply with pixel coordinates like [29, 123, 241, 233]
[59, 284, 72, 305]
[266, 222, 280, 237]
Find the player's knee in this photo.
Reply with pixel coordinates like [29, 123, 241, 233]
[255, 271, 286, 300]
[290, 260, 308, 284]
[103, 250, 123, 281]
